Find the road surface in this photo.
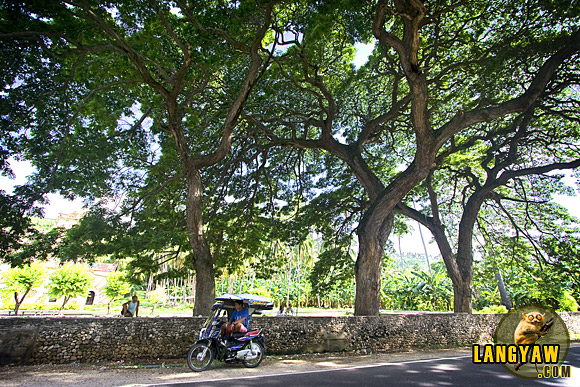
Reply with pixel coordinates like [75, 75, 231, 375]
[1, 345, 578, 387]
[149, 346, 580, 387]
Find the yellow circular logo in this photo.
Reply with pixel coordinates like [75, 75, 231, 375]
[492, 304, 570, 379]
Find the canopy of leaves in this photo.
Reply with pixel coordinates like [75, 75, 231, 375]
[309, 245, 356, 297]
[0, 0, 277, 271]
[0, 261, 46, 295]
[540, 234, 580, 296]
[47, 262, 93, 300]
[0, 191, 36, 262]
[247, 0, 580, 256]
[104, 271, 132, 301]
[2, 1, 579, 315]
[473, 235, 579, 311]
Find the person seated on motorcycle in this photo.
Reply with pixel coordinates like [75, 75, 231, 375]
[221, 300, 249, 337]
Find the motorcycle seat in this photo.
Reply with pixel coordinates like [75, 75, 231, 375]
[228, 329, 261, 342]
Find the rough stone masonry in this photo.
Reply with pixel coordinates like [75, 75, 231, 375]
[1, 312, 579, 365]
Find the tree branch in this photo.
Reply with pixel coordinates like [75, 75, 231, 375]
[193, 1, 276, 168]
[435, 30, 580, 148]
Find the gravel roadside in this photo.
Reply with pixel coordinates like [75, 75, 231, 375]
[0, 347, 474, 387]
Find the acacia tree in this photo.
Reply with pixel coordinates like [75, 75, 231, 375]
[0, 262, 46, 315]
[248, 0, 580, 314]
[397, 58, 580, 312]
[1, 1, 276, 314]
[48, 262, 93, 311]
[103, 271, 132, 315]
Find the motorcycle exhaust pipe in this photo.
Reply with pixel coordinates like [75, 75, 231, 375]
[235, 349, 258, 360]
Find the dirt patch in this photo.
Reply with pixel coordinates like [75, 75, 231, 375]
[0, 348, 473, 387]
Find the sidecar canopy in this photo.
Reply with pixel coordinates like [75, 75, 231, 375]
[214, 293, 274, 315]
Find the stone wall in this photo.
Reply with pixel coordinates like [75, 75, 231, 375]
[1, 312, 579, 365]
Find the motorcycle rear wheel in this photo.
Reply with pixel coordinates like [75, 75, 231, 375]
[187, 342, 214, 372]
[242, 341, 264, 368]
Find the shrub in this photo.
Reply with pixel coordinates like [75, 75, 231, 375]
[556, 291, 579, 312]
[476, 305, 508, 314]
[147, 287, 168, 315]
[48, 262, 93, 311]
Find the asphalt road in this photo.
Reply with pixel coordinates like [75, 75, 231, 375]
[150, 346, 580, 387]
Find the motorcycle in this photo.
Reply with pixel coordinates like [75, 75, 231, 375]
[186, 293, 273, 372]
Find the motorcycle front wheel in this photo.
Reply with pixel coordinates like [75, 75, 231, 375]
[187, 342, 214, 372]
[242, 341, 264, 368]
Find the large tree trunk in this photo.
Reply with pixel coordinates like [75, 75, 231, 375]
[396, 197, 475, 314]
[185, 165, 215, 316]
[452, 194, 486, 313]
[429, 222, 471, 313]
[350, 163, 432, 316]
[192, 249, 215, 315]
[452, 279, 472, 313]
[425, 217, 473, 313]
[431, 223, 472, 313]
[354, 213, 394, 316]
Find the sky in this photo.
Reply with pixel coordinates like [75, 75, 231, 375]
[0, 159, 85, 219]
[353, 42, 374, 68]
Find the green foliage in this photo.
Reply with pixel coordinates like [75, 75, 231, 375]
[104, 272, 132, 304]
[0, 301, 81, 311]
[0, 0, 280, 314]
[147, 286, 168, 315]
[47, 262, 93, 311]
[556, 291, 579, 312]
[0, 262, 47, 314]
[381, 261, 453, 312]
[1, 199, 64, 266]
[2, 1, 579, 317]
[31, 217, 58, 232]
[473, 236, 580, 312]
[0, 262, 46, 296]
[57, 209, 127, 262]
[148, 287, 168, 305]
[309, 245, 356, 299]
[246, 284, 270, 298]
[541, 235, 580, 296]
[475, 305, 508, 314]
[9, 227, 65, 266]
[0, 189, 37, 263]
